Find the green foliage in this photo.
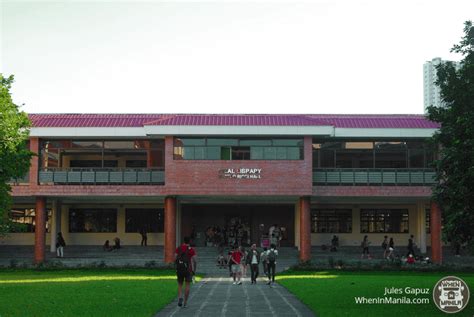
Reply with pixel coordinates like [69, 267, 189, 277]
[0, 74, 33, 236]
[427, 21, 474, 247]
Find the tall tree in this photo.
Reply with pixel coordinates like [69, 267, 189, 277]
[0, 74, 33, 235]
[427, 21, 474, 252]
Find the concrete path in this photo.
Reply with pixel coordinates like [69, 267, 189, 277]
[155, 276, 315, 317]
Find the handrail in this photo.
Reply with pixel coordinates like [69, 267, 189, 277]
[312, 168, 436, 186]
[39, 168, 165, 185]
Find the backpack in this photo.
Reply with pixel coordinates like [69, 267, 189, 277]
[267, 249, 277, 263]
[176, 247, 190, 274]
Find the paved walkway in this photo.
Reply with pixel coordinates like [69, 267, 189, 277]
[155, 276, 315, 317]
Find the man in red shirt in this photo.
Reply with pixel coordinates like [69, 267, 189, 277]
[175, 237, 197, 308]
[230, 245, 243, 285]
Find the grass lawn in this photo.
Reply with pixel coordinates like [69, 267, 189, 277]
[277, 271, 474, 317]
[0, 269, 182, 317]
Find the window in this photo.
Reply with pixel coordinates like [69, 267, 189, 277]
[174, 137, 303, 160]
[360, 209, 409, 233]
[9, 208, 52, 233]
[125, 209, 164, 233]
[313, 139, 434, 169]
[69, 209, 117, 233]
[311, 209, 352, 233]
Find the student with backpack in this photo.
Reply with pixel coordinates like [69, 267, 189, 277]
[266, 243, 278, 286]
[175, 237, 197, 308]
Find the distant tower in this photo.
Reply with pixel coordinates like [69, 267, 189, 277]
[423, 57, 461, 113]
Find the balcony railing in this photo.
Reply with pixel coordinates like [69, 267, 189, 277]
[39, 168, 165, 185]
[8, 174, 30, 185]
[313, 168, 436, 186]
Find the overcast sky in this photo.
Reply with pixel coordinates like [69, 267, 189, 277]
[1, 0, 473, 114]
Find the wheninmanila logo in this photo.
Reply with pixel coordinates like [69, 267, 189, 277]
[218, 168, 262, 179]
[433, 276, 470, 314]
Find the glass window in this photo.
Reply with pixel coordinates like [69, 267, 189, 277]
[69, 209, 117, 233]
[9, 208, 52, 233]
[103, 141, 136, 149]
[288, 147, 302, 160]
[207, 139, 238, 146]
[360, 209, 409, 233]
[232, 147, 250, 160]
[126, 160, 147, 168]
[272, 139, 303, 146]
[125, 209, 164, 233]
[206, 146, 221, 160]
[240, 139, 272, 146]
[409, 149, 424, 168]
[180, 138, 206, 146]
[263, 147, 277, 160]
[311, 209, 352, 233]
[250, 147, 264, 159]
[320, 150, 335, 167]
[194, 147, 206, 160]
[72, 141, 103, 149]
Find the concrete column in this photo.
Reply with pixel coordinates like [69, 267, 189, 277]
[29, 137, 40, 185]
[294, 201, 301, 250]
[416, 202, 427, 254]
[34, 197, 47, 264]
[164, 196, 177, 264]
[299, 196, 311, 262]
[50, 200, 58, 253]
[430, 201, 442, 264]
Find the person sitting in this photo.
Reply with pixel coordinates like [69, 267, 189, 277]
[407, 253, 415, 264]
[112, 237, 121, 250]
[103, 240, 112, 251]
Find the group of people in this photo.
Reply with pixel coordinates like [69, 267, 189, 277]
[173, 237, 279, 309]
[226, 243, 279, 286]
[202, 220, 252, 248]
[360, 234, 420, 261]
[103, 237, 122, 251]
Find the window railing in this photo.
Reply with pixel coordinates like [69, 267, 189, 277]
[39, 168, 165, 185]
[313, 168, 436, 186]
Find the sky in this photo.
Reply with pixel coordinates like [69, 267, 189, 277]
[1, 0, 473, 114]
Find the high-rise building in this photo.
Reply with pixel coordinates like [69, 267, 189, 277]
[423, 57, 461, 112]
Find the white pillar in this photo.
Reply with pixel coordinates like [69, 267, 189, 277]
[417, 202, 427, 254]
[50, 200, 58, 252]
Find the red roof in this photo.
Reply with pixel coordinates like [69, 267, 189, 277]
[28, 113, 440, 129]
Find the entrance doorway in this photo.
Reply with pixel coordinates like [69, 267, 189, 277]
[180, 204, 295, 247]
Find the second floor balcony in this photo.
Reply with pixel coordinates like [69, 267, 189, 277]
[39, 168, 165, 185]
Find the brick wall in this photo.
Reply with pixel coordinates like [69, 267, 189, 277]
[163, 136, 313, 196]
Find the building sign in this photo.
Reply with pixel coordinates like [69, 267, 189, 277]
[218, 168, 262, 179]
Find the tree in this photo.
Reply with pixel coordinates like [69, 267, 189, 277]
[0, 74, 33, 235]
[427, 21, 474, 253]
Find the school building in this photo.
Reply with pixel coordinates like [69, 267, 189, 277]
[6, 113, 443, 264]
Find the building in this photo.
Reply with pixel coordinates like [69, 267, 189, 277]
[6, 113, 443, 264]
[423, 57, 461, 112]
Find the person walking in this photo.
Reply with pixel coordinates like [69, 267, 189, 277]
[260, 247, 268, 277]
[56, 232, 66, 258]
[387, 237, 395, 260]
[382, 235, 389, 258]
[175, 236, 197, 308]
[140, 227, 148, 246]
[230, 245, 243, 285]
[246, 244, 260, 284]
[266, 243, 278, 286]
[360, 235, 371, 259]
[407, 235, 416, 257]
